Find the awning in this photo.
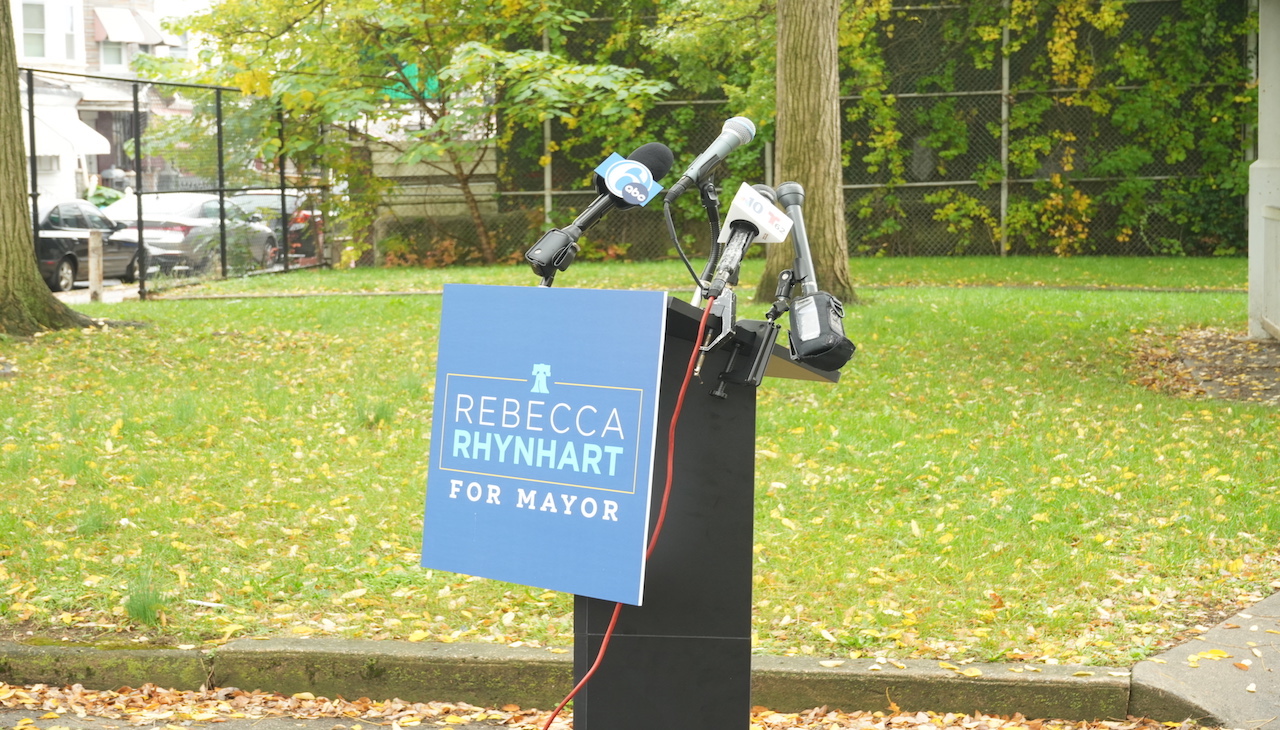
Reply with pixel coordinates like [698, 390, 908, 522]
[22, 105, 111, 157]
[135, 11, 182, 46]
[94, 7, 148, 44]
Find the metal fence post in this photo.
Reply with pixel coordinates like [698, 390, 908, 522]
[279, 103, 289, 271]
[216, 88, 228, 278]
[27, 69, 38, 248]
[999, 0, 1011, 257]
[133, 82, 147, 300]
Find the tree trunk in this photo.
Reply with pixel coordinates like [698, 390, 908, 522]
[757, 0, 856, 304]
[448, 150, 496, 264]
[0, 0, 93, 336]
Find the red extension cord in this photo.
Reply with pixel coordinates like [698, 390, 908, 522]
[539, 297, 718, 730]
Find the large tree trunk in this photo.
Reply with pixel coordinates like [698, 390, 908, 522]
[0, 0, 93, 336]
[757, 0, 856, 304]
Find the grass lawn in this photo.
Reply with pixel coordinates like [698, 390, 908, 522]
[0, 257, 1274, 667]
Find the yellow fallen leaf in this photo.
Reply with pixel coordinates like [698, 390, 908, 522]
[1247, 683, 1257, 693]
[292, 692, 316, 700]
[868, 665, 882, 671]
[1072, 671, 1094, 676]
[818, 660, 844, 668]
[1233, 663, 1250, 671]
[1008, 667, 1024, 673]
[938, 661, 959, 670]
[444, 716, 467, 724]
[407, 630, 429, 642]
[957, 668, 982, 677]
[42, 712, 62, 719]
[341, 588, 368, 600]
[1201, 649, 1231, 659]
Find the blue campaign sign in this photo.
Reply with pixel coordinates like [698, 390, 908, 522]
[422, 284, 668, 605]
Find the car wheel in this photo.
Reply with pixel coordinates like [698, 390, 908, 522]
[48, 258, 76, 292]
[264, 237, 281, 267]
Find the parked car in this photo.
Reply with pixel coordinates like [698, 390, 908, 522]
[34, 199, 135, 291]
[102, 193, 280, 274]
[228, 190, 323, 260]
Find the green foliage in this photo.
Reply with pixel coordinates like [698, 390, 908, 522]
[142, 0, 671, 265]
[841, 0, 1254, 257]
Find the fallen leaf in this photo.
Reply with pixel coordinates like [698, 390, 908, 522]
[818, 660, 844, 668]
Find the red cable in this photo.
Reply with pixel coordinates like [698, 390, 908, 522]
[540, 297, 717, 730]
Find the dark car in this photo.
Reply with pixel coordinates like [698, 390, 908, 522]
[34, 199, 133, 291]
[229, 191, 323, 260]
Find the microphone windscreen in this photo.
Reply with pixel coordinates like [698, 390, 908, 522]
[629, 142, 676, 182]
[595, 142, 677, 205]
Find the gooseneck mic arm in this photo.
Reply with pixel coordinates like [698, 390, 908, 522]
[775, 182, 819, 297]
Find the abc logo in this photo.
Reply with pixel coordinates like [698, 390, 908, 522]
[604, 160, 655, 206]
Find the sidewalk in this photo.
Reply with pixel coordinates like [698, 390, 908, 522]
[51, 283, 140, 305]
[2, 592, 1279, 728]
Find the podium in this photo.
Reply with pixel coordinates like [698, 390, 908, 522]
[421, 287, 837, 730]
[573, 297, 836, 730]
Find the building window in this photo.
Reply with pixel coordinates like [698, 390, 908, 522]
[101, 41, 124, 66]
[36, 156, 60, 173]
[65, 11, 76, 60]
[22, 3, 46, 58]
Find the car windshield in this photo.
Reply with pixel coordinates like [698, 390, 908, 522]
[229, 194, 300, 215]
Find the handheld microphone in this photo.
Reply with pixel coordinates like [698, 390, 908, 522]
[773, 181, 856, 372]
[526, 142, 675, 283]
[774, 182, 818, 297]
[663, 117, 756, 204]
[706, 183, 792, 298]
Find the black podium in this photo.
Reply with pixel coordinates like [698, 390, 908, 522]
[573, 297, 837, 730]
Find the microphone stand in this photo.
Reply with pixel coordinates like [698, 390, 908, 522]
[691, 176, 722, 307]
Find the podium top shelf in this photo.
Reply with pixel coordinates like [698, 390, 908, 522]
[665, 296, 839, 384]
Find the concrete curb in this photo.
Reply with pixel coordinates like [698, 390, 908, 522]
[0, 639, 1133, 720]
[3, 594, 1279, 724]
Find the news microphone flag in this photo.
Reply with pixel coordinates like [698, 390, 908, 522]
[595, 153, 664, 207]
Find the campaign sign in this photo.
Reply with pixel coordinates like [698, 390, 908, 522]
[422, 284, 668, 605]
[595, 153, 663, 207]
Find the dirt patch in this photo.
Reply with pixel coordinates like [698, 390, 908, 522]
[1134, 327, 1280, 406]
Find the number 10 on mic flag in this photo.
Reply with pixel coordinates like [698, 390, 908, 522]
[596, 153, 664, 207]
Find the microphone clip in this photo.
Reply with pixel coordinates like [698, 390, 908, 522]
[525, 227, 581, 287]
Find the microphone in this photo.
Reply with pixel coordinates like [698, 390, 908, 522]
[526, 142, 675, 284]
[773, 181, 856, 372]
[663, 117, 756, 203]
[705, 183, 792, 299]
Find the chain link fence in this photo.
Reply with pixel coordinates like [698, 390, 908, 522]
[841, 0, 1251, 257]
[21, 68, 327, 296]
[25, 0, 1251, 275]
[414, 0, 1247, 262]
